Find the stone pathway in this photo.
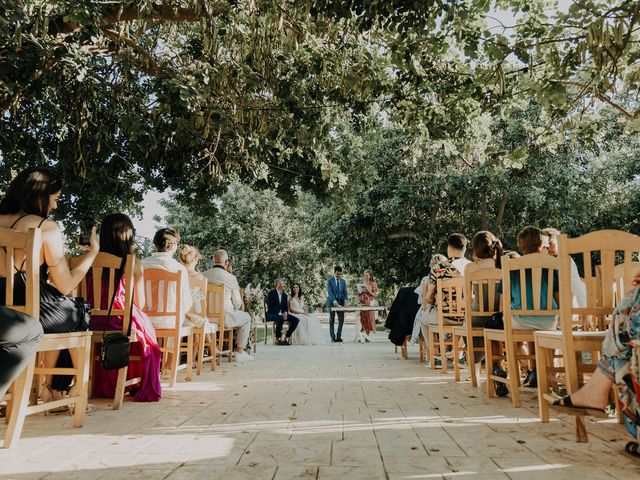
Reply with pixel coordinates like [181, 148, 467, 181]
[1, 326, 638, 479]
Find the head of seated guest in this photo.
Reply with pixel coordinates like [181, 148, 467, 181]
[447, 233, 471, 275]
[99, 212, 145, 309]
[472, 231, 503, 269]
[179, 244, 205, 280]
[141, 227, 193, 326]
[505, 226, 559, 331]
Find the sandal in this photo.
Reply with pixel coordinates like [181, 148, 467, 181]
[624, 441, 640, 459]
[550, 395, 609, 418]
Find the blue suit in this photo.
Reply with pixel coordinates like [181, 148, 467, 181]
[266, 289, 299, 339]
[326, 276, 348, 340]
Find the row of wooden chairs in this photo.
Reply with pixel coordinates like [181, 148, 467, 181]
[0, 226, 235, 447]
[420, 229, 640, 443]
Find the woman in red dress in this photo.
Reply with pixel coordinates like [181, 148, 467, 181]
[358, 269, 379, 337]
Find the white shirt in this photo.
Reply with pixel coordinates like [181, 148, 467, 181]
[142, 252, 193, 328]
[202, 266, 242, 313]
[451, 257, 472, 275]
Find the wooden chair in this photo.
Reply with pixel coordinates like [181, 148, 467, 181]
[71, 253, 139, 410]
[205, 283, 228, 366]
[143, 268, 193, 387]
[1, 227, 91, 448]
[453, 265, 501, 387]
[428, 277, 465, 373]
[486, 253, 560, 408]
[535, 230, 640, 441]
[186, 275, 209, 375]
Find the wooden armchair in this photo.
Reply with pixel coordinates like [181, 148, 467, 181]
[1, 227, 91, 448]
[486, 253, 560, 408]
[71, 253, 139, 410]
[186, 275, 209, 375]
[143, 268, 194, 387]
[452, 265, 501, 387]
[535, 230, 640, 441]
[205, 283, 227, 366]
[428, 277, 465, 373]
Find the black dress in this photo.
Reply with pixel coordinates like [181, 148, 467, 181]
[385, 287, 420, 346]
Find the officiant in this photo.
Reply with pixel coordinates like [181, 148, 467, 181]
[357, 269, 379, 338]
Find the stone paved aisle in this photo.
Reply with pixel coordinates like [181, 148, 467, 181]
[1, 329, 638, 479]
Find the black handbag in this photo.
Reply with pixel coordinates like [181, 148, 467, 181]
[99, 258, 133, 370]
[485, 311, 504, 330]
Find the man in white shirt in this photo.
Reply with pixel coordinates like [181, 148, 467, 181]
[447, 233, 472, 275]
[202, 250, 253, 362]
[142, 228, 193, 329]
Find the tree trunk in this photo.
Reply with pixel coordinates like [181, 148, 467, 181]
[494, 196, 507, 233]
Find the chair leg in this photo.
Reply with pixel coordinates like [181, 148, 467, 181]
[485, 334, 495, 398]
[453, 333, 461, 382]
[217, 330, 224, 366]
[196, 331, 205, 376]
[185, 334, 194, 382]
[429, 330, 437, 370]
[113, 366, 129, 411]
[73, 336, 91, 427]
[419, 334, 425, 363]
[439, 332, 448, 374]
[506, 341, 521, 408]
[536, 342, 551, 422]
[169, 337, 179, 388]
[3, 358, 35, 448]
[227, 330, 234, 363]
[469, 336, 478, 388]
[401, 337, 408, 359]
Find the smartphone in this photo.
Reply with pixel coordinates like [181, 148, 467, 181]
[79, 217, 94, 246]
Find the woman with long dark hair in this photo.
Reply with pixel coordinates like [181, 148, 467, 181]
[87, 213, 162, 401]
[0, 166, 97, 402]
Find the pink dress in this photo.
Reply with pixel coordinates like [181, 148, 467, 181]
[88, 274, 162, 402]
[358, 281, 378, 334]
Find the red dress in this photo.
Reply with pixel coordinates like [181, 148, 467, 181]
[358, 281, 378, 334]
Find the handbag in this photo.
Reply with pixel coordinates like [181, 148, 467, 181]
[485, 311, 504, 330]
[100, 258, 133, 370]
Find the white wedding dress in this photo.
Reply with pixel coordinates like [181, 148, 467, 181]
[289, 296, 325, 345]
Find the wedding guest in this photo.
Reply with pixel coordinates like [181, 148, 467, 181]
[358, 269, 379, 338]
[202, 250, 253, 361]
[0, 307, 43, 399]
[179, 245, 214, 336]
[266, 278, 299, 345]
[447, 233, 472, 274]
[411, 254, 447, 344]
[0, 166, 96, 402]
[289, 283, 324, 345]
[141, 228, 193, 329]
[88, 213, 162, 402]
[326, 266, 348, 342]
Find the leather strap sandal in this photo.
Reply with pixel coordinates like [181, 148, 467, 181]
[550, 395, 608, 418]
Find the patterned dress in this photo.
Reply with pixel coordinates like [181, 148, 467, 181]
[358, 281, 379, 334]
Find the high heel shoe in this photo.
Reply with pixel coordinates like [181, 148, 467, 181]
[68, 384, 92, 415]
[39, 384, 69, 415]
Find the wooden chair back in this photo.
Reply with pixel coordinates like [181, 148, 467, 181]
[612, 262, 640, 307]
[435, 277, 465, 326]
[143, 268, 182, 332]
[206, 283, 225, 329]
[464, 264, 502, 322]
[0, 226, 41, 319]
[558, 230, 640, 392]
[501, 253, 560, 331]
[189, 275, 208, 316]
[71, 253, 135, 334]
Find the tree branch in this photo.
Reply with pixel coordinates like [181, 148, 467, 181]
[387, 232, 426, 242]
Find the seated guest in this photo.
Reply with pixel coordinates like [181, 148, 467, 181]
[447, 233, 472, 274]
[507, 226, 560, 331]
[266, 278, 299, 345]
[141, 228, 193, 329]
[89, 213, 162, 402]
[0, 166, 96, 400]
[178, 245, 212, 330]
[0, 307, 44, 399]
[411, 254, 447, 344]
[549, 286, 640, 457]
[202, 250, 253, 361]
[466, 231, 503, 363]
[289, 282, 324, 345]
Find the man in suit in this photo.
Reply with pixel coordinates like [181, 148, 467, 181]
[326, 266, 348, 342]
[266, 278, 299, 345]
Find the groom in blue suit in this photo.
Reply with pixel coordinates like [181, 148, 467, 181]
[326, 266, 348, 342]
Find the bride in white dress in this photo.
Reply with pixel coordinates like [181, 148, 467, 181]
[289, 283, 324, 345]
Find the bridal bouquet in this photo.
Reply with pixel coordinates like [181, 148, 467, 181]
[243, 283, 264, 319]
